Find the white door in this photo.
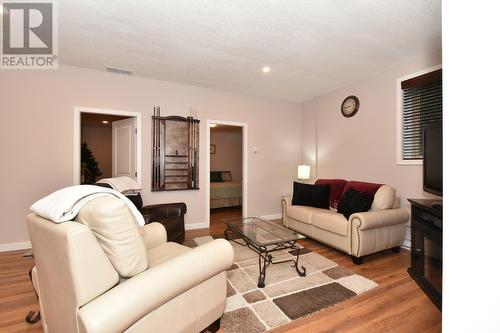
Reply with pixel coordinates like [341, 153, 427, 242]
[112, 117, 137, 179]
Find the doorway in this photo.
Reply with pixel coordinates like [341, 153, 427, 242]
[207, 120, 247, 227]
[74, 107, 142, 185]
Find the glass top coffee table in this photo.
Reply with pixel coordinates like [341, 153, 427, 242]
[223, 217, 306, 288]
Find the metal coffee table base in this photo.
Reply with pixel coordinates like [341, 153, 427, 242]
[224, 229, 307, 288]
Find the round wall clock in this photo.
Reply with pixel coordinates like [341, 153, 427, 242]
[341, 95, 360, 118]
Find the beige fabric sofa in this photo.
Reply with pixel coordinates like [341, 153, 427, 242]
[282, 183, 408, 264]
[27, 196, 234, 333]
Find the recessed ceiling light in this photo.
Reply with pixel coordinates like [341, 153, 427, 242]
[262, 66, 271, 73]
[209, 124, 217, 128]
[102, 120, 109, 124]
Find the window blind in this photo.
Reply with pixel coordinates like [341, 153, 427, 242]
[401, 69, 442, 160]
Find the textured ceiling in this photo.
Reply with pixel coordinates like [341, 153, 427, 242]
[59, 1, 441, 102]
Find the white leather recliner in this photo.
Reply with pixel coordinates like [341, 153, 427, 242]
[27, 196, 234, 333]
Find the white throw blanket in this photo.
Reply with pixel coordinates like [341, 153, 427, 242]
[97, 176, 142, 194]
[30, 185, 145, 226]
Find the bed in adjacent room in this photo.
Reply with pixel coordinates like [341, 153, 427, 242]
[210, 171, 242, 209]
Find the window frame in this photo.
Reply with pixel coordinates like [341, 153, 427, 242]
[396, 64, 442, 165]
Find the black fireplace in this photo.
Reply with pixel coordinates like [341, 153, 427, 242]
[408, 199, 442, 310]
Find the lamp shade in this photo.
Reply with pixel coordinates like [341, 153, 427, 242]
[297, 164, 311, 180]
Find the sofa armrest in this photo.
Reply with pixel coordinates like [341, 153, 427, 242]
[281, 196, 292, 227]
[141, 222, 167, 249]
[350, 208, 409, 231]
[78, 239, 234, 333]
[282, 195, 292, 207]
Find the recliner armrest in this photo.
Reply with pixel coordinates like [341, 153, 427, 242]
[350, 208, 409, 231]
[78, 239, 234, 333]
[141, 222, 167, 249]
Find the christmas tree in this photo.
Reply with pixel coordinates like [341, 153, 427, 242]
[81, 142, 102, 184]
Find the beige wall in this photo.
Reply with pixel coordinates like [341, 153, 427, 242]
[0, 65, 301, 246]
[210, 129, 242, 181]
[81, 125, 112, 180]
[301, 52, 442, 246]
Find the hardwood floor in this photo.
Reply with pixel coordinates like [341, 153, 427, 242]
[195, 208, 442, 333]
[209, 206, 243, 225]
[0, 209, 441, 333]
[0, 250, 42, 333]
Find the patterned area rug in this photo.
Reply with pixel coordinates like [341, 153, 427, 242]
[189, 236, 378, 333]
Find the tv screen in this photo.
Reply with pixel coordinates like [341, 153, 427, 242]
[423, 123, 442, 196]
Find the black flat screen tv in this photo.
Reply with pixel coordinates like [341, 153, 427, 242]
[423, 123, 443, 196]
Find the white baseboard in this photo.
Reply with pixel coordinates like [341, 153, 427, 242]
[0, 241, 32, 252]
[259, 213, 282, 220]
[402, 239, 411, 250]
[185, 222, 209, 230]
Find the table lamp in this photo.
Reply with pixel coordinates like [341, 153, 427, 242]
[297, 164, 311, 182]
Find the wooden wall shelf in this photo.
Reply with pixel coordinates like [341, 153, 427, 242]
[151, 109, 200, 191]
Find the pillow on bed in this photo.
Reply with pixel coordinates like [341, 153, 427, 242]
[221, 171, 233, 182]
[210, 171, 223, 182]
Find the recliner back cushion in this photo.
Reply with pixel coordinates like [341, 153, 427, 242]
[371, 185, 396, 211]
[76, 196, 148, 277]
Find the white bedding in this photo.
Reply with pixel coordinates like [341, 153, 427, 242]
[30, 185, 145, 226]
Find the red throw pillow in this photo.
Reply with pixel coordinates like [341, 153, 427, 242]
[315, 179, 347, 209]
[341, 181, 383, 197]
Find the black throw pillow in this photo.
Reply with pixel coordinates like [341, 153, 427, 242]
[210, 171, 223, 182]
[337, 188, 374, 219]
[292, 182, 330, 209]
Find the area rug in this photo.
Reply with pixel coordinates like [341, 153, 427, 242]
[189, 236, 378, 333]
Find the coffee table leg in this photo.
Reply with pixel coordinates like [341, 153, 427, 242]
[257, 252, 271, 288]
[292, 246, 307, 277]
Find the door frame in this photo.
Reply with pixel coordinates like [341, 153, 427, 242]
[74, 106, 142, 186]
[206, 120, 248, 226]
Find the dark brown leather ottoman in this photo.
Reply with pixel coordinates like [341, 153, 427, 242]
[94, 183, 186, 243]
[141, 203, 187, 244]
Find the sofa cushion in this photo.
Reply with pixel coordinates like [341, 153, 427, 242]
[76, 196, 148, 278]
[337, 188, 374, 219]
[287, 205, 327, 224]
[292, 182, 330, 209]
[341, 181, 383, 197]
[311, 212, 349, 236]
[315, 179, 348, 209]
[371, 185, 396, 211]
